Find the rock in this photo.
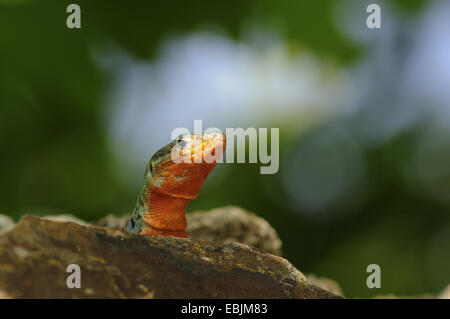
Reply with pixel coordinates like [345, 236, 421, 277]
[186, 206, 282, 256]
[96, 206, 283, 256]
[371, 283, 450, 299]
[439, 284, 450, 299]
[306, 274, 344, 296]
[0, 216, 341, 299]
[372, 293, 436, 299]
[0, 215, 15, 235]
[42, 214, 91, 227]
[96, 213, 130, 230]
[0, 289, 12, 299]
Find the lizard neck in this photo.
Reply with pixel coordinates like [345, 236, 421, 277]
[125, 179, 190, 237]
[142, 190, 189, 236]
[126, 175, 190, 238]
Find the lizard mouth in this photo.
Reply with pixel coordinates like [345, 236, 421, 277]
[173, 131, 226, 164]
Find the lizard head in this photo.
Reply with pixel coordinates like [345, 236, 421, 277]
[147, 132, 226, 199]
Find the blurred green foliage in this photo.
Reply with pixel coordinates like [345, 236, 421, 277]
[0, 0, 448, 298]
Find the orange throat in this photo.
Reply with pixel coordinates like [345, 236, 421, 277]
[142, 190, 189, 238]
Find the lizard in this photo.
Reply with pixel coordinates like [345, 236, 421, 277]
[125, 131, 226, 238]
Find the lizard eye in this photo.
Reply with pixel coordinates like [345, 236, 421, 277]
[177, 136, 187, 148]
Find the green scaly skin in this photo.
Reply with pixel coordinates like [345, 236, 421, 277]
[125, 139, 177, 234]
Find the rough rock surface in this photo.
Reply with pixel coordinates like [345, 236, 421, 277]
[0, 216, 341, 299]
[96, 213, 130, 230]
[306, 274, 344, 296]
[186, 206, 282, 256]
[42, 214, 91, 227]
[439, 284, 450, 299]
[0, 215, 15, 235]
[96, 206, 282, 256]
